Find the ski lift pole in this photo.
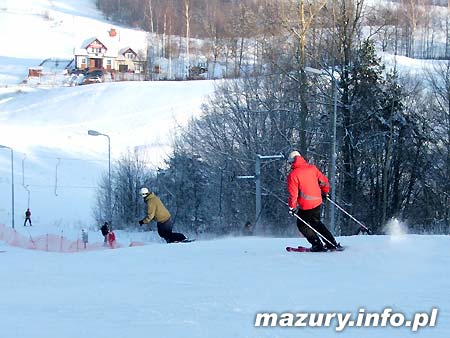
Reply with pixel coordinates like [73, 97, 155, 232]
[326, 197, 373, 234]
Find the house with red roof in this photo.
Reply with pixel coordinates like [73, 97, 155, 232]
[74, 33, 145, 74]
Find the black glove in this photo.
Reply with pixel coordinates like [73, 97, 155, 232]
[288, 207, 298, 216]
[321, 192, 330, 199]
[139, 220, 144, 226]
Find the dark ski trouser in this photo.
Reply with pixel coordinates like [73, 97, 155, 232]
[24, 218, 32, 226]
[157, 218, 187, 243]
[296, 205, 337, 246]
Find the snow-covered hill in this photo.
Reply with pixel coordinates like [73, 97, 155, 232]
[0, 0, 217, 227]
[0, 1, 449, 338]
[0, 0, 147, 86]
[0, 0, 147, 60]
[0, 0, 445, 230]
[0, 80, 216, 228]
[0, 234, 449, 338]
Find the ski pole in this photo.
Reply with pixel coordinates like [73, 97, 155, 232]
[326, 197, 373, 235]
[261, 187, 337, 248]
[291, 212, 337, 249]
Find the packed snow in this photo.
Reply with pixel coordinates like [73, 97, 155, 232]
[0, 1, 449, 338]
[0, 228, 449, 338]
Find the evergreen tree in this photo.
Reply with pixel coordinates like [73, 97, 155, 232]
[157, 149, 211, 235]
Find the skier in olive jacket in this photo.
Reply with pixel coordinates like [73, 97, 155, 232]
[138, 187, 187, 243]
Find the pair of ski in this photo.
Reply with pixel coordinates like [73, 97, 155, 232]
[286, 245, 345, 253]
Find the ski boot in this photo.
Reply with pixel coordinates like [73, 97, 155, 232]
[326, 242, 344, 251]
[310, 240, 326, 252]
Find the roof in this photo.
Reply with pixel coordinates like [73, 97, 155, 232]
[119, 47, 137, 55]
[74, 35, 146, 59]
[81, 37, 106, 50]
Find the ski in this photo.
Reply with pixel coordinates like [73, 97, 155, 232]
[172, 238, 195, 243]
[286, 246, 310, 252]
[286, 245, 345, 253]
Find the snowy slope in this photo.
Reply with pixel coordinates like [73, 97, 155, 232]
[0, 0, 148, 85]
[0, 0, 217, 228]
[0, 1, 449, 338]
[0, 0, 147, 59]
[0, 80, 217, 228]
[0, 80, 216, 157]
[0, 0, 444, 229]
[0, 234, 448, 338]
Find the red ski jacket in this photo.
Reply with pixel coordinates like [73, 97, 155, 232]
[108, 231, 116, 244]
[287, 156, 330, 210]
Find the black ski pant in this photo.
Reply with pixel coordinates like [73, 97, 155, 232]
[24, 218, 32, 226]
[157, 218, 187, 243]
[296, 205, 337, 246]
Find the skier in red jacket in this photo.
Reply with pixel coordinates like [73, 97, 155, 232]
[107, 228, 116, 248]
[286, 151, 340, 251]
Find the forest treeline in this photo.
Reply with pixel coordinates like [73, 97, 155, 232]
[94, 0, 450, 236]
[96, 0, 450, 59]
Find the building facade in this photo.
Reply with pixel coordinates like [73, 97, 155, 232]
[74, 35, 145, 74]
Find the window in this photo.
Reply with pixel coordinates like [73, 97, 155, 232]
[81, 58, 86, 64]
[107, 60, 111, 66]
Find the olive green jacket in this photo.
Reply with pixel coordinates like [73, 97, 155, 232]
[141, 192, 171, 224]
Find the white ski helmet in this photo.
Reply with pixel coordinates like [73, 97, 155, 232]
[139, 187, 150, 197]
[287, 150, 301, 163]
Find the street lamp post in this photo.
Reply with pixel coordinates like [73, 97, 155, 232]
[0, 145, 15, 229]
[329, 71, 338, 235]
[304, 66, 338, 235]
[88, 130, 111, 223]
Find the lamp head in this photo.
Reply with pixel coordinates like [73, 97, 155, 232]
[88, 130, 101, 136]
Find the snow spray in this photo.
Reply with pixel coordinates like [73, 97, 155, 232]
[383, 218, 408, 239]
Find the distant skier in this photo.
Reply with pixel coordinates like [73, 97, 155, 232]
[286, 151, 340, 252]
[23, 208, 32, 227]
[138, 187, 188, 243]
[242, 221, 253, 236]
[81, 229, 88, 249]
[107, 228, 116, 248]
[100, 222, 109, 245]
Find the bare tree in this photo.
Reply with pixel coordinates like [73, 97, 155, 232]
[94, 149, 154, 228]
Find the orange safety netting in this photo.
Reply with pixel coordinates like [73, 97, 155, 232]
[0, 223, 126, 252]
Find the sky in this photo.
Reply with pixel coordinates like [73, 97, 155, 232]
[0, 1, 449, 338]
